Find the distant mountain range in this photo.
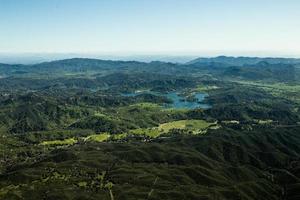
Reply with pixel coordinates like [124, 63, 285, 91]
[0, 54, 197, 64]
[2, 54, 300, 66]
[187, 56, 300, 66]
[0, 56, 299, 83]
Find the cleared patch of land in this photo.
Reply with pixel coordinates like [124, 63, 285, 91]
[40, 138, 77, 146]
[128, 120, 216, 138]
[83, 133, 110, 142]
[158, 120, 215, 133]
[38, 120, 217, 145]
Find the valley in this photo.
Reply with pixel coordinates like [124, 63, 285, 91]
[0, 56, 300, 200]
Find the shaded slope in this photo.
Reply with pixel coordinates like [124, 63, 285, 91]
[1, 127, 300, 199]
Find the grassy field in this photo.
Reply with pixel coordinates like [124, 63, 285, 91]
[111, 133, 128, 140]
[128, 120, 216, 138]
[37, 120, 217, 145]
[40, 138, 77, 146]
[40, 133, 110, 146]
[128, 119, 218, 138]
[84, 133, 110, 142]
[158, 120, 214, 133]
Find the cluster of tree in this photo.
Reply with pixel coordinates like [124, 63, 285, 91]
[1, 126, 300, 199]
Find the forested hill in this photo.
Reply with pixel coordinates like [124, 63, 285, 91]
[0, 56, 300, 199]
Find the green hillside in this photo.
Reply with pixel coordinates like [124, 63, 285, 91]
[0, 57, 299, 199]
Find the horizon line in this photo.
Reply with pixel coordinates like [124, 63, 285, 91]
[1, 52, 300, 58]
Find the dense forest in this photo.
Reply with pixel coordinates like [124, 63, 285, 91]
[0, 56, 300, 200]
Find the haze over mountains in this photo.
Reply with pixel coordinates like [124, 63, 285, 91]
[2, 54, 300, 65]
[0, 54, 199, 65]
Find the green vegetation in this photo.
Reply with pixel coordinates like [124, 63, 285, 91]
[40, 138, 77, 146]
[194, 85, 219, 92]
[127, 120, 214, 138]
[0, 57, 300, 199]
[129, 128, 162, 138]
[158, 119, 214, 133]
[235, 81, 300, 103]
[84, 133, 110, 142]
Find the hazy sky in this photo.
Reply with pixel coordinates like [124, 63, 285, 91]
[1, 0, 300, 56]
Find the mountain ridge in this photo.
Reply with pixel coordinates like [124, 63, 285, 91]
[188, 56, 300, 66]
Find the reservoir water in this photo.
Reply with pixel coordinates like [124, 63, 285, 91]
[122, 91, 211, 109]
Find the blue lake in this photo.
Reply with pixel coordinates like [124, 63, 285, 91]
[122, 91, 211, 109]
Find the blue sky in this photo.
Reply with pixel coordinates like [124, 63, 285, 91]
[1, 0, 300, 56]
